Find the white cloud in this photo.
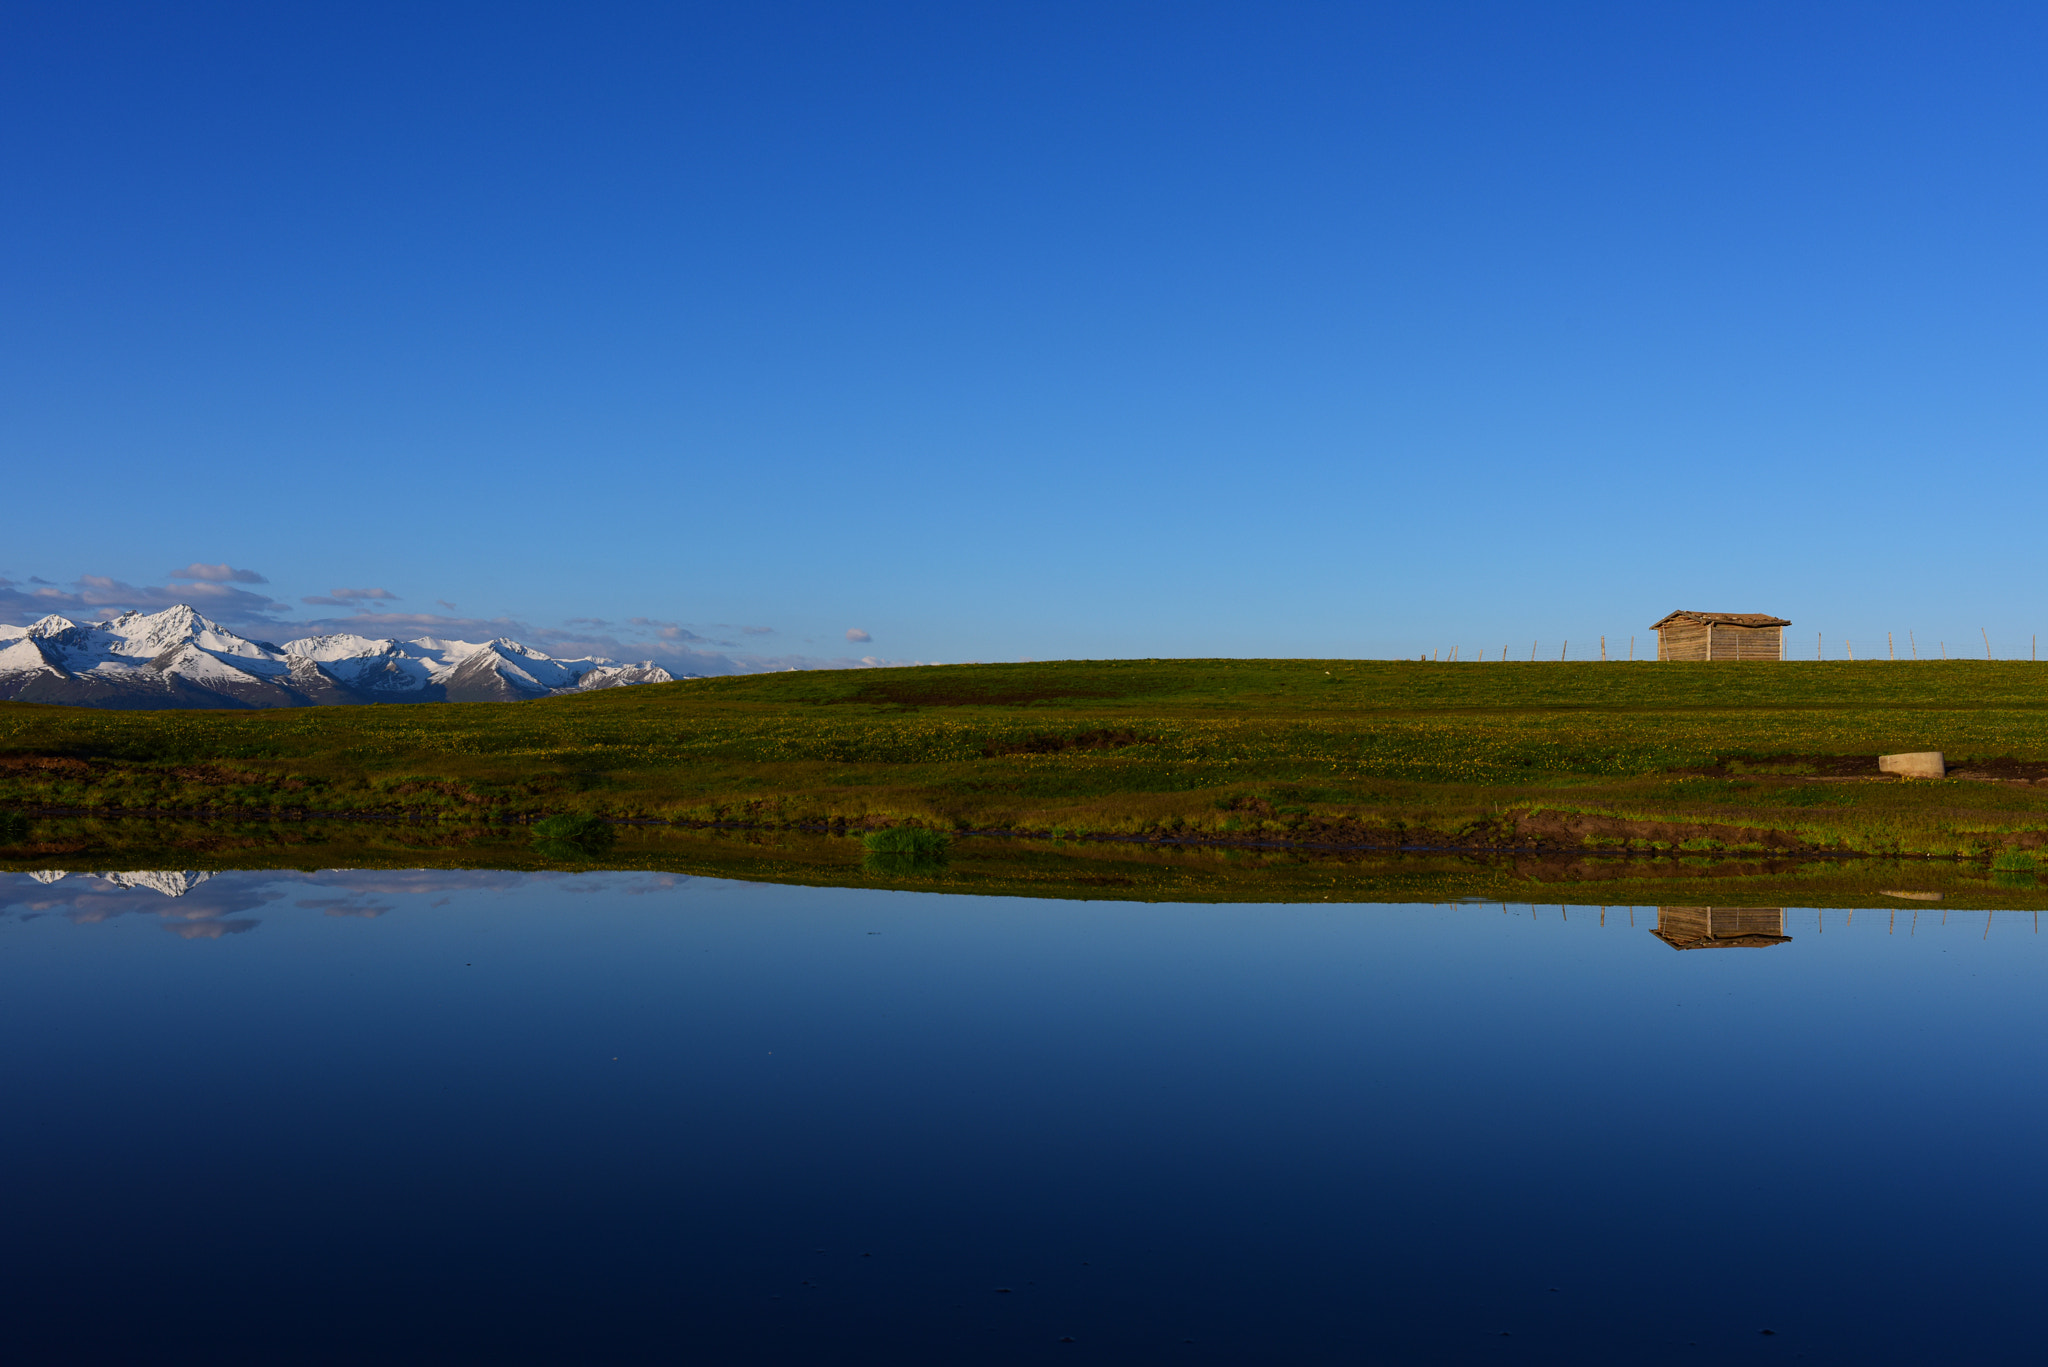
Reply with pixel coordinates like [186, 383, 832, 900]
[846, 628, 872, 642]
[167, 563, 268, 584]
[301, 587, 401, 607]
[627, 616, 705, 643]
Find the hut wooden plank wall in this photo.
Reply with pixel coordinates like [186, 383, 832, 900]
[1651, 610, 1790, 661]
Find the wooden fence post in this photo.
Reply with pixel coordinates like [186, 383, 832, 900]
[1530, 640, 1536, 662]
[1889, 631, 1894, 660]
[1910, 630, 1916, 659]
[1817, 631, 1822, 660]
[1561, 640, 1567, 661]
[1984, 627, 1992, 660]
[1601, 635, 1607, 661]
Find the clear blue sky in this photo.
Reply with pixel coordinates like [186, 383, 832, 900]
[5, 1, 2046, 670]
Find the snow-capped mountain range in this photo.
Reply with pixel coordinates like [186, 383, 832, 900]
[0, 605, 678, 709]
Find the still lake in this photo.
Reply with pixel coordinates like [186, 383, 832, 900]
[2, 869, 2043, 1365]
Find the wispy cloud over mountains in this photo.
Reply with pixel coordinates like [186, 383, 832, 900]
[0, 572, 288, 626]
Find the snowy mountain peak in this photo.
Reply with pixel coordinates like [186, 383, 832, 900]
[103, 605, 273, 660]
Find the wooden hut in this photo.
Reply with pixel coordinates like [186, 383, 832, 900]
[1650, 610, 1790, 661]
[1652, 907, 1792, 951]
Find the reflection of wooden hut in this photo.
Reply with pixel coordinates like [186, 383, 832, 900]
[1653, 907, 1792, 950]
[1651, 611, 1790, 661]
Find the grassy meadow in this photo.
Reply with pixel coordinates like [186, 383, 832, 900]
[6, 657, 2048, 861]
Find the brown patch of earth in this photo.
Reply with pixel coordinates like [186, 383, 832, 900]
[1696, 753, 2048, 783]
[0, 755, 92, 774]
[1514, 809, 1818, 852]
[981, 729, 1156, 757]
[1943, 757, 2048, 781]
[1697, 754, 1880, 777]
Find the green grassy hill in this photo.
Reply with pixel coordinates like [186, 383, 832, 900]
[5, 658, 2048, 857]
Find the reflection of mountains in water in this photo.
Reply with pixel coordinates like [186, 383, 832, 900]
[26, 870, 215, 898]
[1653, 906, 1791, 950]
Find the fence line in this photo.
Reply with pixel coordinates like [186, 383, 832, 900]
[1416, 629, 2046, 661]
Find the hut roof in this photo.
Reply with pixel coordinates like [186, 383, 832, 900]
[1649, 610, 1792, 630]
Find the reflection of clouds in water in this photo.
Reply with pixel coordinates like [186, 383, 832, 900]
[294, 896, 393, 919]
[296, 870, 693, 900]
[0, 868, 698, 936]
[168, 918, 260, 939]
[621, 875, 692, 896]
[310, 870, 538, 898]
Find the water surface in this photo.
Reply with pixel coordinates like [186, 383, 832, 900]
[3, 869, 2043, 1364]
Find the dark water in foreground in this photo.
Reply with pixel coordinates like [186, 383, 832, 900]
[2, 870, 2044, 1365]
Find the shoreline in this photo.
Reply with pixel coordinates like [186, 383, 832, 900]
[0, 801, 2012, 863]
